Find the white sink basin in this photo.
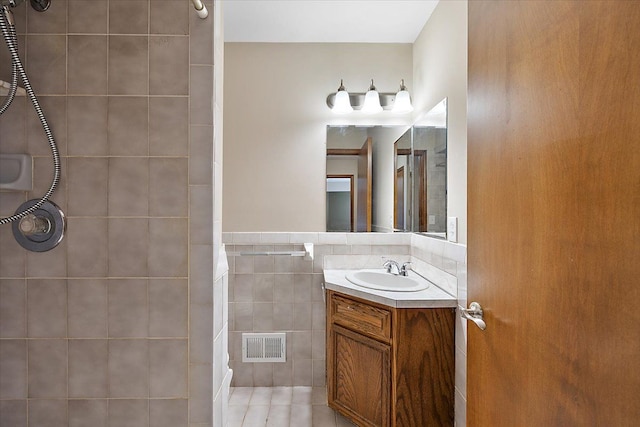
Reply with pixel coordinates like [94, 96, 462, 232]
[345, 269, 429, 292]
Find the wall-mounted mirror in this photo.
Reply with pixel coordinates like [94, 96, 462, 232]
[412, 98, 447, 237]
[325, 98, 447, 235]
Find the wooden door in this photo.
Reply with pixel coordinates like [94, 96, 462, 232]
[357, 137, 372, 232]
[468, 2, 640, 426]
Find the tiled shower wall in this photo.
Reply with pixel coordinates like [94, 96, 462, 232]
[0, 1, 224, 426]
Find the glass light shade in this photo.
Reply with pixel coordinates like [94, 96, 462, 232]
[361, 89, 383, 114]
[332, 90, 353, 113]
[392, 89, 413, 113]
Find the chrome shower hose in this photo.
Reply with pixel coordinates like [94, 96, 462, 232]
[0, 6, 61, 225]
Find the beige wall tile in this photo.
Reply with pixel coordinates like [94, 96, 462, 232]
[293, 359, 313, 386]
[108, 339, 149, 398]
[189, 303, 213, 365]
[293, 274, 312, 303]
[293, 331, 312, 360]
[148, 218, 188, 277]
[28, 399, 68, 427]
[190, 244, 213, 304]
[190, 66, 213, 125]
[0, 279, 26, 338]
[150, 399, 189, 427]
[0, 400, 27, 427]
[107, 97, 149, 155]
[68, 35, 108, 95]
[293, 302, 312, 330]
[109, 0, 148, 35]
[108, 399, 148, 427]
[190, 186, 213, 245]
[233, 302, 252, 331]
[27, 279, 67, 338]
[151, 0, 189, 36]
[189, 2, 213, 65]
[149, 36, 189, 95]
[253, 274, 274, 302]
[0, 95, 27, 153]
[0, 193, 25, 217]
[68, 0, 107, 34]
[108, 157, 149, 216]
[68, 279, 108, 338]
[69, 339, 108, 397]
[26, 35, 66, 94]
[232, 275, 253, 302]
[108, 36, 149, 95]
[150, 339, 188, 397]
[69, 399, 108, 427]
[66, 218, 108, 277]
[189, 125, 213, 185]
[0, 339, 27, 398]
[108, 279, 148, 337]
[252, 302, 273, 330]
[108, 218, 149, 277]
[28, 339, 67, 398]
[67, 96, 108, 156]
[149, 279, 188, 337]
[273, 303, 294, 330]
[149, 97, 189, 156]
[0, 228, 26, 277]
[253, 364, 274, 387]
[67, 157, 108, 216]
[25, 239, 67, 277]
[149, 158, 188, 217]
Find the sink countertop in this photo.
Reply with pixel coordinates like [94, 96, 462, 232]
[323, 269, 457, 309]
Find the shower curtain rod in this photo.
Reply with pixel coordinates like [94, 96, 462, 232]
[191, 0, 208, 19]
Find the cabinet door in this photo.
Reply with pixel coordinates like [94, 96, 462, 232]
[328, 324, 390, 427]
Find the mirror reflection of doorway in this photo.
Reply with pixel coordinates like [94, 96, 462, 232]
[395, 166, 405, 230]
[326, 176, 354, 232]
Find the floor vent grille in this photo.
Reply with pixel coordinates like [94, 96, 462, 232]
[242, 333, 286, 363]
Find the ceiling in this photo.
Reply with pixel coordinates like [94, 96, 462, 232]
[223, 0, 440, 43]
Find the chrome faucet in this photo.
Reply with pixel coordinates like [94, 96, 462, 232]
[383, 259, 412, 276]
[383, 259, 401, 275]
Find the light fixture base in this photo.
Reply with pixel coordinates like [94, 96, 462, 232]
[326, 92, 399, 111]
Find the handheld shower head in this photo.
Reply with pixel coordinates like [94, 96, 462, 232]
[30, 0, 50, 12]
[0, 0, 50, 12]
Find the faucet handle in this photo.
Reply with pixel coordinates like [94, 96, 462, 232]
[400, 261, 412, 276]
[382, 258, 400, 274]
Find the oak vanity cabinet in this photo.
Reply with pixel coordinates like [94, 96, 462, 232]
[326, 290, 455, 427]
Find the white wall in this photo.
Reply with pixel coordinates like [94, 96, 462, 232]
[223, 43, 413, 231]
[412, 0, 468, 244]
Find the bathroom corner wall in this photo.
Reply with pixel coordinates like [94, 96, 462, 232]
[413, 0, 468, 246]
[0, 1, 223, 426]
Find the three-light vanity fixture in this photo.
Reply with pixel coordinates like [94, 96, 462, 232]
[326, 79, 413, 114]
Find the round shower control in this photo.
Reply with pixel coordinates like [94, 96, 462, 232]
[12, 199, 65, 252]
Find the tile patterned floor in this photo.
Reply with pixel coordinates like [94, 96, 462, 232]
[229, 386, 356, 427]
